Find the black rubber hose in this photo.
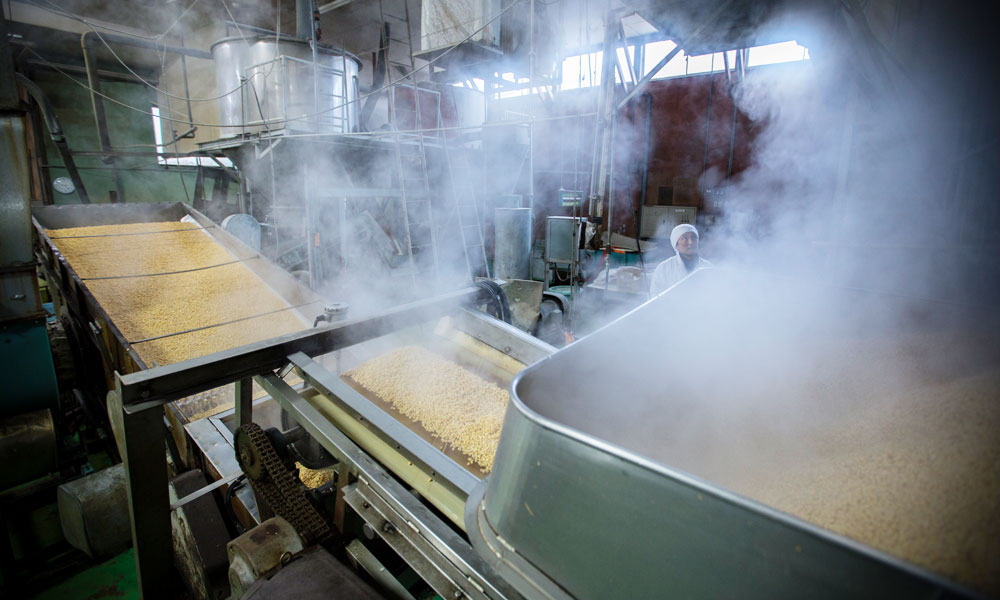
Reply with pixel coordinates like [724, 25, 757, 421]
[224, 474, 248, 535]
[475, 281, 512, 324]
[498, 286, 512, 323]
[475, 281, 499, 320]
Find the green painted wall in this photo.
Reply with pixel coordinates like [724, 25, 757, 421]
[31, 69, 233, 207]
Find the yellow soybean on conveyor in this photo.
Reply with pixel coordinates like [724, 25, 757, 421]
[33, 203, 321, 464]
[43, 220, 308, 368]
[33, 203, 319, 377]
[32, 203, 547, 499]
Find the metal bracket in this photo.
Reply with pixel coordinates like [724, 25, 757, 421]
[345, 483, 470, 599]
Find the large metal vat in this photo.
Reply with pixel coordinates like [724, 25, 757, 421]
[210, 36, 253, 135]
[212, 36, 361, 134]
[468, 268, 998, 599]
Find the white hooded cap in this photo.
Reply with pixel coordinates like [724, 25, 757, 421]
[670, 223, 698, 253]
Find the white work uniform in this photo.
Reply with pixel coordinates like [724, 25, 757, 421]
[648, 255, 712, 296]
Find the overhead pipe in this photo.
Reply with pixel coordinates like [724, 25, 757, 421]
[700, 54, 716, 177]
[360, 22, 389, 131]
[23, 58, 159, 84]
[586, 9, 621, 220]
[14, 73, 90, 204]
[297, 0, 313, 39]
[174, 1, 195, 132]
[81, 32, 124, 202]
[725, 49, 744, 183]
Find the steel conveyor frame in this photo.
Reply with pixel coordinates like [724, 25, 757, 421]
[112, 287, 525, 599]
[257, 373, 520, 600]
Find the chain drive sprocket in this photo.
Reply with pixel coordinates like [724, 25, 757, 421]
[236, 422, 332, 545]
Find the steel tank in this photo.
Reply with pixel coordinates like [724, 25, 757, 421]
[493, 208, 531, 280]
[210, 36, 252, 134]
[211, 36, 361, 134]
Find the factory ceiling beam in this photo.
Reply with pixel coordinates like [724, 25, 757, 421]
[6, 1, 211, 68]
[616, 0, 735, 111]
[317, 0, 354, 15]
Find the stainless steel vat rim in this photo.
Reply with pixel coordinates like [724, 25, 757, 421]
[504, 362, 979, 597]
[210, 35, 362, 66]
[465, 480, 572, 600]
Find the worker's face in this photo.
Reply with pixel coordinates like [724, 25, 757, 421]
[675, 232, 698, 258]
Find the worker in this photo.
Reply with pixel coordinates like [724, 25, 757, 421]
[648, 223, 712, 296]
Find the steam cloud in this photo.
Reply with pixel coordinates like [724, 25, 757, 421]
[705, 4, 1000, 309]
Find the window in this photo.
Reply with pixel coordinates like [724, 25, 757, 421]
[152, 106, 234, 168]
[558, 39, 810, 91]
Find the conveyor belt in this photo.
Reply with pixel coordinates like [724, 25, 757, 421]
[44, 220, 310, 367]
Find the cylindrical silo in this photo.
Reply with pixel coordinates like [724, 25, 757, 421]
[211, 35, 361, 135]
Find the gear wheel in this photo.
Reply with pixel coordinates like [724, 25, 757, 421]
[235, 428, 266, 481]
[234, 422, 332, 545]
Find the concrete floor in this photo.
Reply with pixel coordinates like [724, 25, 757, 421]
[33, 548, 138, 600]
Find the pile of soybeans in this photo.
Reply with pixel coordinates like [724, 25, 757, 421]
[638, 329, 1000, 597]
[344, 346, 508, 471]
[46, 221, 306, 367]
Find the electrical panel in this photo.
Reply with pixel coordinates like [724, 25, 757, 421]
[639, 206, 697, 238]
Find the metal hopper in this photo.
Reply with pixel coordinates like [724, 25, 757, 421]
[468, 269, 996, 599]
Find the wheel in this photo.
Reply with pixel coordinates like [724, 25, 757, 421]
[234, 427, 266, 481]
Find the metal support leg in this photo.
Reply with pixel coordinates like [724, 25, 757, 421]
[233, 376, 272, 520]
[118, 382, 170, 599]
[235, 377, 253, 426]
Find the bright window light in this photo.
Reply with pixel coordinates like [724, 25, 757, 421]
[554, 39, 808, 92]
[561, 51, 602, 89]
[685, 52, 717, 75]
[451, 78, 485, 92]
[561, 55, 581, 90]
[644, 40, 686, 79]
[614, 46, 636, 83]
[747, 40, 810, 67]
[152, 105, 233, 168]
[463, 39, 809, 99]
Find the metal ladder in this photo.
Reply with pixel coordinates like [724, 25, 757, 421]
[378, 0, 440, 291]
[439, 128, 490, 279]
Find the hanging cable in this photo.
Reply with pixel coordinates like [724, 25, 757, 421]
[27, 0, 201, 41]
[223, 474, 248, 535]
[24, 0, 526, 131]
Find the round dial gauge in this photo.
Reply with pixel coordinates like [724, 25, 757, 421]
[53, 177, 76, 194]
